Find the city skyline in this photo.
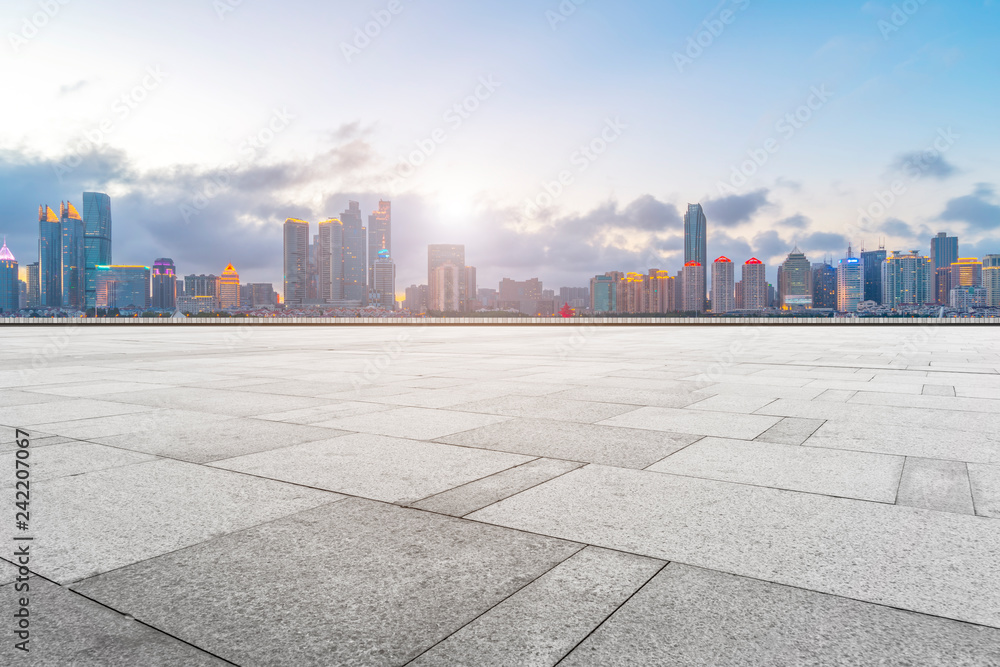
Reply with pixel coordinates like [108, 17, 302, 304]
[1, 1, 998, 292]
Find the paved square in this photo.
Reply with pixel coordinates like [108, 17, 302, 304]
[2, 325, 999, 665]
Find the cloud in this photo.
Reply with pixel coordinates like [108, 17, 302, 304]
[879, 217, 916, 238]
[776, 214, 810, 229]
[938, 183, 1000, 231]
[703, 189, 771, 228]
[59, 81, 89, 96]
[891, 150, 958, 180]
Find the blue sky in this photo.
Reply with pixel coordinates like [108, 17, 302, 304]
[1, 0, 998, 292]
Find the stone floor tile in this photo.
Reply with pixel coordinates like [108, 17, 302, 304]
[448, 395, 640, 424]
[754, 417, 826, 445]
[896, 457, 975, 515]
[25, 408, 241, 440]
[598, 407, 781, 440]
[560, 564, 1000, 667]
[96, 386, 327, 417]
[411, 547, 664, 666]
[814, 388, 857, 402]
[968, 463, 1000, 518]
[253, 401, 393, 424]
[923, 384, 957, 397]
[2, 399, 154, 427]
[686, 394, 778, 414]
[312, 406, 510, 440]
[73, 498, 582, 667]
[0, 442, 156, 487]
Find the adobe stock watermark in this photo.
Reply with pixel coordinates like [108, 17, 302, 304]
[8, 0, 71, 53]
[213, 0, 248, 21]
[341, 0, 409, 63]
[180, 108, 295, 223]
[877, 0, 929, 40]
[855, 127, 958, 229]
[673, 0, 751, 73]
[395, 76, 501, 180]
[54, 66, 168, 181]
[716, 84, 832, 195]
[524, 117, 627, 219]
[546, 0, 588, 31]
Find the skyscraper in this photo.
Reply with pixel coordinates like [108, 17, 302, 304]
[151, 258, 177, 310]
[930, 232, 958, 273]
[812, 261, 837, 309]
[780, 247, 813, 309]
[935, 267, 952, 306]
[590, 274, 618, 313]
[682, 262, 705, 313]
[984, 255, 1000, 307]
[25, 262, 39, 308]
[60, 201, 86, 309]
[711, 257, 735, 313]
[368, 200, 391, 288]
[83, 192, 112, 309]
[317, 218, 344, 303]
[882, 251, 932, 308]
[860, 246, 886, 304]
[373, 250, 396, 310]
[741, 258, 767, 311]
[38, 205, 62, 308]
[646, 269, 673, 313]
[836, 247, 863, 312]
[684, 204, 707, 306]
[0, 240, 18, 313]
[341, 201, 367, 303]
[431, 262, 462, 312]
[428, 244, 466, 311]
[283, 219, 310, 307]
[463, 266, 477, 312]
[220, 264, 241, 309]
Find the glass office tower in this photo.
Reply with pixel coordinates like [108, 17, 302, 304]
[83, 192, 113, 309]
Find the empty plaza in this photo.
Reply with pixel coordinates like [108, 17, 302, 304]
[2, 324, 999, 666]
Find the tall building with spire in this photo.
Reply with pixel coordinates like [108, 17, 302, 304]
[283, 219, 310, 307]
[0, 239, 18, 313]
[220, 264, 241, 309]
[368, 200, 391, 288]
[83, 192, 112, 309]
[60, 201, 86, 309]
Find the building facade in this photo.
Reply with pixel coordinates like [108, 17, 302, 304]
[951, 258, 983, 288]
[220, 264, 241, 309]
[341, 201, 367, 303]
[711, 257, 735, 313]
[0, 241, 18, 313]
[38, 206, 62, 308]
[367, 200, 391, 288]
[882, 251, 932, 308]
[95, 265, 151, 309]
[83, 192, 112, 309]
[780, 248, 813, 309]
[836, 252, 863, 313]
[741, 258, 767, 311]
[984, 255, 1000, 307]
[373, 252, 396, 310]
[684, 204, 707, 306]
[812, 262, 837, 309]
[60, 202, 86, 309]
[151, 258, 177, 310]
[860, 247, 886, 304]
[682, 262, 705, 313]
[428, 245, 466, 311]
[930, 232, 958, 273]
[283, 218, 310, 307]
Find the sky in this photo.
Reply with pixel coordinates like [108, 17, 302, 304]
[1, 0, 998, 295]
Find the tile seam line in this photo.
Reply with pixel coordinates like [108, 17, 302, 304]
[398, 543, 590, 667]
[552, 560, 672, 666]
[455, 461, 590, 518]
[404, 456, 547, 508]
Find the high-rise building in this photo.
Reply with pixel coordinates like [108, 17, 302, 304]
[741, 258, 767, 311]
[836, 247, 863, 312]
[151, 258, 177, 310]
[463, 266, 477, 311]
[368, 200, 391, 288]
[372, 250, 396, 310]
[930, 232, 958, 273]
[404, 285, 428, 313]
[951, 286, 986, 309]
[684, 204, 707, 306]
[95, 265, 151, 309]
[0, 240, 18, 313]
[306, 234, 319, 303]
[646, 270, 673, 313]
[711, 257, 735, 313]
[341, 201, 367, 303]
[682, 262, 705, 313]
[935, 267, 952, 306]
[499, 277, 544, 314]
[83, 192, 112, 309]
[984, 255, 1000, 307]
[60, 202, 86, 309]
[431, 263, 462, 312]
[860, 246, 887, 304]
[26, 262, 39, 308]
[38, 205, 62, 308]
[812, 261, 837, 309]
[780, 247, 813, 309]
[220, 264, 241, 309]
[283, 219, 310, 307]
[951, 258, 983, 288]
[882, 251, 932, 308]
[590, 274, 618, 313]
[428, 245, 466, 311]
[183, 274, 221, 304]
[617, 273, 647, 314]
[317, 218, 344, 303]
[242, 283, 278, 308]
